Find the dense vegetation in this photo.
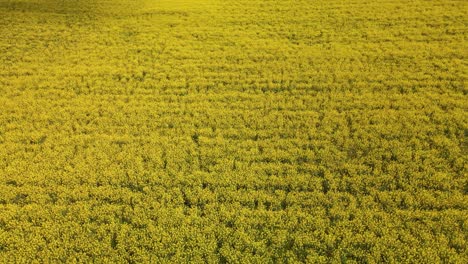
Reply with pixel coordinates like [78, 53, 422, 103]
[0, 0, 467, 262]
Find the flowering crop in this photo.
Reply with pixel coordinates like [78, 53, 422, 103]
[0, 0, 466, 262]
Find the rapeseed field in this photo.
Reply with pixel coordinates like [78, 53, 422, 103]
[0, 0, 467, 262]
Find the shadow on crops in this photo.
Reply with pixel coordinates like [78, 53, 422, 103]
[0, 0, 99, 15]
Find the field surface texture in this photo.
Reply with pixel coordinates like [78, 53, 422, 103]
[0, 0, 467, 263]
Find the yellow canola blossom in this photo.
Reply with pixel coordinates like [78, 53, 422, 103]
[0, 0, 467, 262]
